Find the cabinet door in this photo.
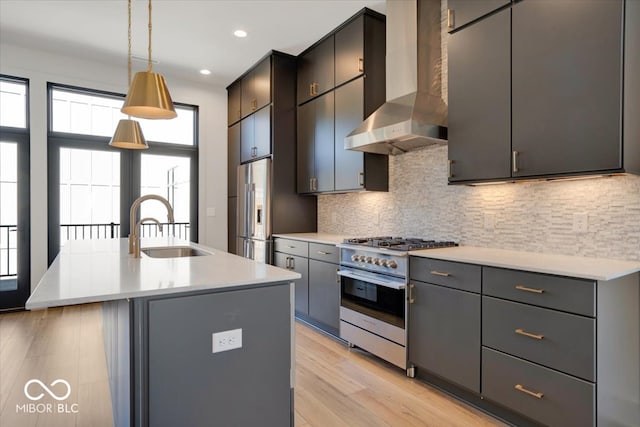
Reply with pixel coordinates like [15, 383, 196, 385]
[335, 15, 364, 87]
[448, 9, 510, 182]
[308, 259, 340, 332]
[240, 114, 254, 163]
[253, 56, 271, 111]
[314, 91, 335, 192]
[297, 100, 315, 193]
[409, 281, 480, 392]
[334, 78, 365, 190]
[274, 252, 309, 315]
[447, 0, 510, 31]
[297, 36, 335, 105]
[512, 0, 623, 177]
[227, 123, 240, 196]
[227, 81, 241, 125]
[253, 106, 271, 159]
[240, 69, 254, 119]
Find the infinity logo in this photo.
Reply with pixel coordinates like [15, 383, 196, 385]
[24, 379, 71, 401]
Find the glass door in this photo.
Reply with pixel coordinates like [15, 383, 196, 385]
[0, 132, 30, 310]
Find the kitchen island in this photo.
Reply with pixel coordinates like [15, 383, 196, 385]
[26, 238, 300, 427]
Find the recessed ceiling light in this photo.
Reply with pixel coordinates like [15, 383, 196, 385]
[234, 30, 247, 38]
[199, 69, 211, 75]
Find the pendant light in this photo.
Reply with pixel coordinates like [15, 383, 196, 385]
[110, 0, 148, 149]
[121, 0, 177, 119]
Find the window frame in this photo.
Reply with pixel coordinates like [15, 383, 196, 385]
[46, 83, 199, 265]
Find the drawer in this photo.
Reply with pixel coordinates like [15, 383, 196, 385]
[274, 238, 308, 258]
[309, 243, 339, 264]
[483, 267, 595, 317]
[410, 258, 481, 293]
[483, 296, 595, 382]
[482, 347, 594, 427]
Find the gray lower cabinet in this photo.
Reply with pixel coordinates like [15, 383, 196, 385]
[104, 283, 293, 427]
[274, 251, 309, 315]
[408, 280, 480, 392]
[308, 259, 340, 334]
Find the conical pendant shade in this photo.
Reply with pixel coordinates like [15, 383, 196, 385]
[121, 71, 177, 119]
[109, 119, 148, 149]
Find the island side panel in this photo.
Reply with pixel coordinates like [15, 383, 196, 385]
[102, 300, 132, 427]
[597, 272, 640, 426]
[132, 282, 293, 427]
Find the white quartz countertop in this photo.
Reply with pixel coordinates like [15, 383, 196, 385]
[26, 238, 301, 310]
[272, 233, 351, 245]
[411, 246, 640, 281]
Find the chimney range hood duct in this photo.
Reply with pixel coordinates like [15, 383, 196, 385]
[345, 0, 447, 155]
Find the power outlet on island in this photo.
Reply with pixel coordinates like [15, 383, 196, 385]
[573, 212, 589, 233]
[212, 328, 242, 353]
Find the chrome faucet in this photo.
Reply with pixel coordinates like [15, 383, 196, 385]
[129, 195, 175, 258]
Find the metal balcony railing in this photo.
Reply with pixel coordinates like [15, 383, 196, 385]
[0, 224, 17, 278]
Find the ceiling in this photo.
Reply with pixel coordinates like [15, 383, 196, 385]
[0, 0, 386, 88]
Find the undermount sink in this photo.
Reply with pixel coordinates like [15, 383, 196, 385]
[141, 246, 212, 259]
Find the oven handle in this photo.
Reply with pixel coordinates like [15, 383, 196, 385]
[337, 270, 406, 290]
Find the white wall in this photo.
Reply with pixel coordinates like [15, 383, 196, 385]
[0, 43, 228, 290]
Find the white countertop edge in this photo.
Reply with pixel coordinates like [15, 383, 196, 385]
[25, 275, 300, 310]
[272, 233, 350, 245]
[410, 246, 640, 281]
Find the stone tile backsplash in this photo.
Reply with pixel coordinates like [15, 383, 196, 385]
[318, 145, 640, 261]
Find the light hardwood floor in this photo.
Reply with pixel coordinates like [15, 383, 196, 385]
[1, 304, 505, 427]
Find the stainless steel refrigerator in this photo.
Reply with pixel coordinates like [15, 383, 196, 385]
[236, 158, 272, 263]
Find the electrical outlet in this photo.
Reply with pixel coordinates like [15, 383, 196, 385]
[212, 328, 242, 353]
[484, 213, 495, 230]
[573, 213, 588, 233]
[206, 207, 216, 217]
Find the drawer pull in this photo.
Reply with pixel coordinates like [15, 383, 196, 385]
[430, 270, 450, 277]
[287, 245, 296, 249]
[515, 285, 545, 294]
[515, 328, 544, 340]
[514, 384, 544, 399]
[317, 251, 331, 255]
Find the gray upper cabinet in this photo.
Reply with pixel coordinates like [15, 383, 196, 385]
[448, 0, 636, 183]
[240, 106, 271, 163]
[227, 81, 241, 125]
[335, 78, 365, 190]
[448, 9, 511, 182]
[511, 0, 623, 177]
[409, 280, 481, 393]
[335, 15, 364, 87]
[297, 36, 335, 105]
[241, 56, 271, 118]
[297, 92, 335, 194]
[447, 0, 510, 31]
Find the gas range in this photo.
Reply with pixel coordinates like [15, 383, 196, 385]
[338, 237, 458, 278]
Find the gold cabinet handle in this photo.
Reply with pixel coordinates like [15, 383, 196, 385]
[515, 285, 544, 294]
[286, 245, 296, 249]
[512, 150, 519, 173]
[251, 98, 257, 111]
[409, 283, 415, 304]
[514, 384, 544, 399]
[251, 146, 257, 158]
[515, 328, 544, 340]
[448, 159, 453, 178]
[285, 256, 292, 269]
[358, 172, 364, 187]
[358, 57, 364, 72]
[447, 9, 455, 29]
[430, 270, 451, 277]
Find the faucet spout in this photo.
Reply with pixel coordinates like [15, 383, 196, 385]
[129, 195, 175, 257]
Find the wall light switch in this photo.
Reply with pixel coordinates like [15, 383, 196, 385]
[573, 213, 588, 233]
[484, 212, 495, 230]
[212, 328, 242, 353]
[206, 207, 216, 217]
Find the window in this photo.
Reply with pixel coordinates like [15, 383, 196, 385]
[47, 84, 198, 264]
[0, 75, 30, 310]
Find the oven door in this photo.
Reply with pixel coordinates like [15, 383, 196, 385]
[337, 267, 405, 330]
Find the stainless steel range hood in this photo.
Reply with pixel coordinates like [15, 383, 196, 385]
[345, 0, 447, 155]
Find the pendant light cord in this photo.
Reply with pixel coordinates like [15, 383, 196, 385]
[128, 0, 132, 87]
[147, 0, 153, 72]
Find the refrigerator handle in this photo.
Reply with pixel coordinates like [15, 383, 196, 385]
[249, 183, 256, 237]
